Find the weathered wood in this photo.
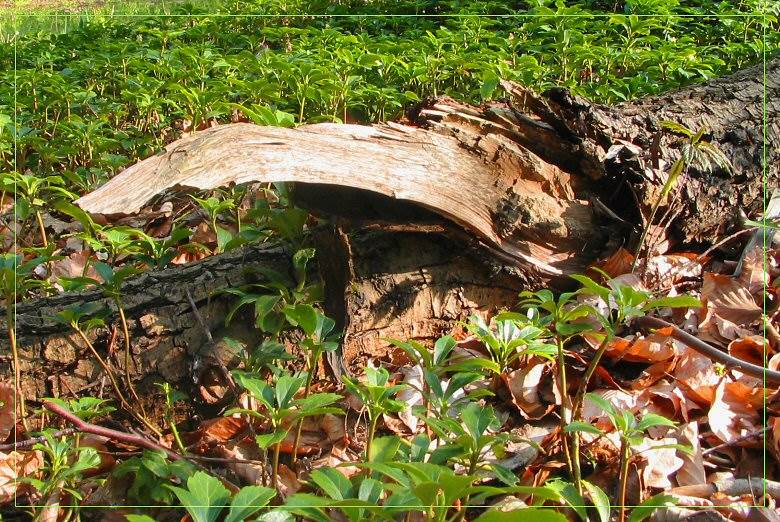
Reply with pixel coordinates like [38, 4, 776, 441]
[0, 244, 292, 407]
[8, 59, 776, 403]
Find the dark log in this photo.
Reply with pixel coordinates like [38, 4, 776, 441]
[4, 59, 777, 403]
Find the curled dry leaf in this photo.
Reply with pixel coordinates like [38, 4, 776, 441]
[634, 436, 684, 489]
[736, 248, 771, 296]
[310, 442, 360, 479]
[215, 438, 266, 485]
[631, 358, 678, 390]
[593, 247, 634, 279]
[708, 379, 764, 445]
[582, 389, 647, 430]
[728, 336, 771, 367]
[198, 416, 247, 443]
[701, 273, 762, 326]
[397, 365, 423, 433]
[0, 450, 43, 504]
[645, 382, 695, 423]
[276, 463, 301, 500]
[673, 422, 706, 487]
[644, 253, 703, 288]
[503, 362, 555, 419]
[698, 306, 754, 346]
[0, 382, 14, 442]
[606, 329, 681, 363]
[673, 347, 721, 405]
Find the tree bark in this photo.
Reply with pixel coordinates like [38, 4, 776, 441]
[5, 58, 777, 402]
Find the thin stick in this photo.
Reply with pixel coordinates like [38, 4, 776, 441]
[702, 426, 769, 456]
[636, 316, 780, 384]
[0, 428, 77, 451]
[42, 401, 240, 493]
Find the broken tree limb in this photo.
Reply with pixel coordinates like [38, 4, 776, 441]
[0, 243, 293, 408]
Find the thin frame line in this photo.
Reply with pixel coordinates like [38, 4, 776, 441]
[8, 5, 775, 513]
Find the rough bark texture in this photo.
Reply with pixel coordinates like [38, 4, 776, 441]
[1, 245, 292, 412]
[6, 59, 777, 403]
[550, 57, 778, 244]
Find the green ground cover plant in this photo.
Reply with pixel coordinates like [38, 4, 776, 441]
[1, 0, 778, 520]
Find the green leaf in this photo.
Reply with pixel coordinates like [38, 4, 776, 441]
[224, 486, 276, 522]
[369, 436, 402, 463]
[255, 430, 287, 450]
[643, 295, 701, 311]
[125, 516, 157, 522]
[215, 225, 234, 252]
[490, 463, 518, 486]
[636, 413, 676, 432]
[168, 471, 230, 522]
[283, 304, 318, 336]
[546, 479, 586, 521]
[309, 467, 353, 500]
[564, 421, 604, 436]
[583, 480, 611, 522]
[627, 493, 678, 522]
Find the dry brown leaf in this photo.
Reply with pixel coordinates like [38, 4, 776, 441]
[673, 347, 721, 405]
[644, 382, 695, 423]
[199, 416, 247, 443]
[605, 329, 681, 363]
[698, 307, 754, 346]
[736, 248, 771, 296]
[644, 254, 703, 288]
[0, 382, 14, 442]
[214, 438, 266, 485]
[582, 389, 647, 430]
[276, 464, 301, 499]
[631, 358, 677, 390]
[593, 247, 634, 279]
[701, 273, 762, 326]
[728, 336, 771, 367]
[674, 422, 706, 486]
[396, 365, 423, 433]
[503, 362, 555, 419]
[0, 450, 43, 504]
[310, 442, 360, 478]
[50, 251, 100, 282]
[708, 379, 763, 445]
[634, 436, 684, 489]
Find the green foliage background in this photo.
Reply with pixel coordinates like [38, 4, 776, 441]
[1, 0, 777, 194]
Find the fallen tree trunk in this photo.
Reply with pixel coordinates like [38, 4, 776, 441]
[6, 58, 777, 403]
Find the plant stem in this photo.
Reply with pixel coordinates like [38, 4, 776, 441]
[556, 336, 575, 485]
[7, 306, 29, 431]
[291, 353, 317, 463]
[572, 338, 610, 417]
[34, 210, 48, 248]
[272, 439, 281, 492]
[116, 301, 158, 436]
[168, 412, 186, 454]
[73, 325, 161, 437]
[570, 338, 611, 497]
[365, 414, 378, 462]
[617, 438, 631, 522]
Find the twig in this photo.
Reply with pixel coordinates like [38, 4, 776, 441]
[42, 401, 240, 492]
[635, 316, 780, 384]
[0, 428, 77, 451]
[100, 450, 266, 465]
[702, 426, 770, 456]
[43, 401, 182, 461]
[670, 478, 780, 500]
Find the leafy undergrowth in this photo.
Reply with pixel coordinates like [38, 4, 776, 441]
[1, 243, 778, 521]
[0, 0, 779, 520]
